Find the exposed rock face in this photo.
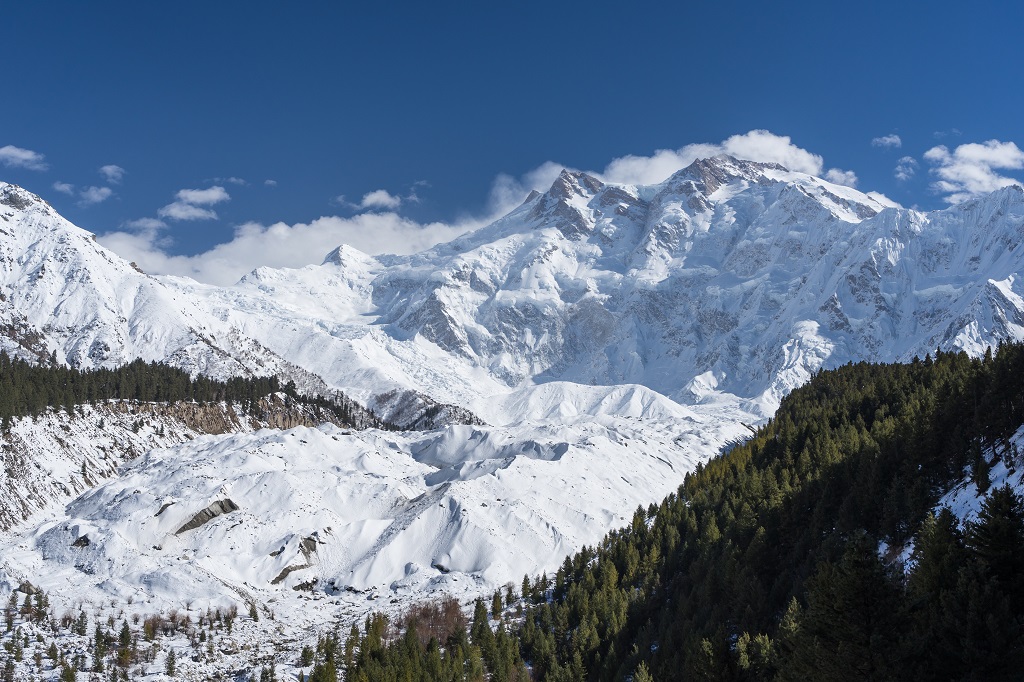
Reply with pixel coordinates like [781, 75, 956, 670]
[369, 389, 484, 430]
[175, 498, 239, 534]
[0, 395, 362, 532]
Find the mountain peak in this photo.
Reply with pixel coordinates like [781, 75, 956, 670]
[547, 168, 604, 201]
[322, 243, 375, 267]
[667, 155, 781, 194]
[0, 182, 45, 212]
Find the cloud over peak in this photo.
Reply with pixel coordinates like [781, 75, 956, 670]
[924, 139, 1024, 203]
[599, 130, 827, 186]
[824, 168, 859, 188]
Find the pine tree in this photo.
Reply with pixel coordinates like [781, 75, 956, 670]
[779, 533, 906, 680]
[966, 483, 1024, 601]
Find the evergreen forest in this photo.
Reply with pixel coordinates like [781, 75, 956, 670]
[298, 344, 1024, 681]
[0, 351, 384, 430]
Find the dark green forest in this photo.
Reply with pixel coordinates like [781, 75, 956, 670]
[298, 344, 1024, 681]
[0, 351, 385, 430]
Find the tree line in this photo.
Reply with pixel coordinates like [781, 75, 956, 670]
[0, 351, 386, 430]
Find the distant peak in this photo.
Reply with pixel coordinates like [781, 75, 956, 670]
[547, 169, 604, 201]
[322, 243, 374, 266]
[0, 183, 42, 211]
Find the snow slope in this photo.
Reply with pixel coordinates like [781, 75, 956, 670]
[3, 156, 1024, 648]
[0, 402, 749, 627]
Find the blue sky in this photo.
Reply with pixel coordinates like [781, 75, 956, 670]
[2, 1, 1022, 284]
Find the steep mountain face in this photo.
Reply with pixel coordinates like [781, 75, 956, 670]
[276, 156, 1022, 417]
[5, 161, 1024, 420]
[0, 183, 339, 399]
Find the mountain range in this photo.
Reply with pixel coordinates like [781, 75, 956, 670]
[1, 155, 1023, 654]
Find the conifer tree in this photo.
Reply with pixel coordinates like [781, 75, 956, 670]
[779, 532, 906, 680]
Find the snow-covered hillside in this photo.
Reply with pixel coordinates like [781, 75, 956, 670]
[0, 394, 363, 531]
[0, 399, 749, 632]
[2, 156, 1024, 660]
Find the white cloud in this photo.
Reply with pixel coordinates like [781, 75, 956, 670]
[824, 168, 859, 188]
[216, 177, 247, 186]
[599, 130, 824, 186]
[52, 181, 75, 195]
[488, 162, 566, 214]
[264, 179, 278, 187]
[175, 186, 229, 205]
[924, 139, 1024, 203]
[871, 134, 902, 149]
[156, 185, 230, 221]
[99, 212, 479, 286]
[79, 186, 113, 206]
[99, 164, 125, 184]
[895, 156, 918, 181]
[0, 145, 48, 171]
[359, 189, 403, 210]
[158, 202, 218, 221]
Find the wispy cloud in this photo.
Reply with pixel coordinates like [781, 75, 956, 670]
[0, 145, 48, 171]
[157, 185, 229, 221]
[871, 134, 902, 149]
[175, 186, 230, 205]
[894, 156, 918, 181]
[213, 177, 247, 186]
[52, 181, 75, 195]
[79, 186, 113, 206]
[99, 164, 125, 184]
[158, 202, 218, 221]
[336, 186, 424, 212]
[122, 217, 167, 231]
[358, 189, 403, 210]
[264, 179, 278, 187]
[924, 139, 1024, 203]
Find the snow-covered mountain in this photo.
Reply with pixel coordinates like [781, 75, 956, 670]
[5, 158, 1024, 420]
[2, 156, 1024, 652]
